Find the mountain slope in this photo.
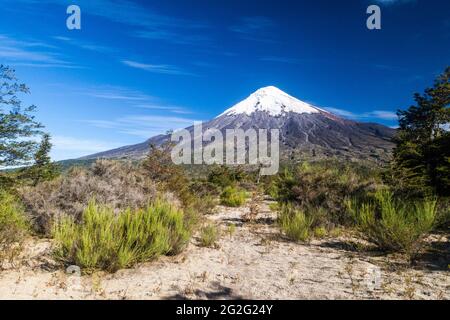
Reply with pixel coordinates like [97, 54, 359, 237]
[82, 86, 396, 161]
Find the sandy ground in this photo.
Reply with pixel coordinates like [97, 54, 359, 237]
[0, 199, 448, 300]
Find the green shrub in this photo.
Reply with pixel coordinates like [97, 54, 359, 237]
[347, 190, 437, 255]
[278, 205, 313, 242]
[268, 202, 279, 212]
[52, 199, 190, 272]
[220, 186, 247, 207]
[269, 161, 382, 225]
[207, 165, 248, 189]
[199, 224, 219, 247]
[0, 192, 29, 266]
[313, 226, 327, 238]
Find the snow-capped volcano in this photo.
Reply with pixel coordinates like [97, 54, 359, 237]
[219, 86, 322, 117]
[82, 86, 396, 162]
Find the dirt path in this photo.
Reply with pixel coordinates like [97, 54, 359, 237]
[0, 200, 448, 300]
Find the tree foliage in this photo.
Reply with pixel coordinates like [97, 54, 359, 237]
[0, 65, 43, 168]
[392, 67, 450, 197]
[20, 133, 60, 186]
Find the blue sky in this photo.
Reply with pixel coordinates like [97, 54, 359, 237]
[0, 0, 449, 160]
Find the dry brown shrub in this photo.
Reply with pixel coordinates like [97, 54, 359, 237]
[19, 160, 158, 234]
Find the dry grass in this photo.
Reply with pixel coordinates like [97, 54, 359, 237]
[19, 160, 158, 234]
[198, 224, 220, 248]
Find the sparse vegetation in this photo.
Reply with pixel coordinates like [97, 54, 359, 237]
[278, 204, 313, 242]
[220, 186, 247, 207]
[19, 160, 158, 234]
[269, 161, 382, 226]
[52, 199, 190, 273]
[143, 145, 218, 215]
[0, 63, 447, 299]
[208, 165, 248, 189]
[0, 192, 29, 267]
[313, 226, 327, 239]
[199, 224, 219, 248]
[268, 202, 279, 212]
[347, 189, 437, 256]
[227, 223, 236, 238]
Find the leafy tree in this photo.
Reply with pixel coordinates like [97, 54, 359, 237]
[0, 65, 43, 168]
[392, 67, 450, 197]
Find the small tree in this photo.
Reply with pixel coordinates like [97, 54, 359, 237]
[22, 133, 60, 186]
[142, 143, 193, 206]
[0, 65, 43, 169]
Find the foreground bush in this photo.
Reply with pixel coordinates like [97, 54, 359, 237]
[220, 186, 247, 207]
[20, 160, 157, 234]
[269, 161, 382, 226]
[347, 190, 437, 255]
[0, 192, 29, 266]
[52, 199, 190, 272]
[278, 205, 313, 242]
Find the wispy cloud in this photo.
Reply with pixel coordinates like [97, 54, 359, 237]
[52, 135, 124, 153]
[372, 0, 416, 6]
[11, 0, 202, 29]
[260, 56, 300, 64]
[52, 36, 115, 53]
[80, 85, 154, 102]
[368, 110, 398, 120]
[69, 84, 192, 114]
[51, 135, 126, 160]
[134, 30, 211, 46]
[84, 115, 201, 138]
[0, 34, 77, 68]
[230, 16, 278, 42]
[135, 104, 193, 115]
[324, 107, 398, 121]
[14, 0, 209, 47]
[122, 60, 195, 76]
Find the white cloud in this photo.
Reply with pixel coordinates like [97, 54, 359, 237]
[134, 30, 211, 46]
[77, 85, 192, 114]
[367, 110, 398, 120]
[323, 107, 359, 119]
[122, 60, 195, 76]
[135, 104, 192, 114]
[0, 34, 76, 68]
[373, 0, 415, 5]
[84, 115, 201, 139]
[51, 135, 125, 160]
[260, 56, 300, 64]
[324, 107, 398, 121]
[52, 36, 115, 53]
[82, 85, 154, 101]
